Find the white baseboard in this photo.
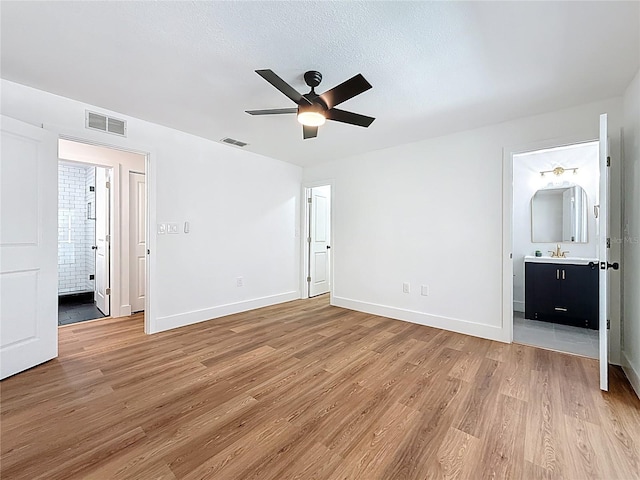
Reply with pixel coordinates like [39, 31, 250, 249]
[152, 291, 300, 333]
[622, 350, 640, 399]
[331, 296, 509, 343]
[513, 300, 525, 313]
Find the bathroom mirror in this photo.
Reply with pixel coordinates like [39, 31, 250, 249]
[531, 185, 588, 243]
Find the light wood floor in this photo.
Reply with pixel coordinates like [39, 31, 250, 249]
[1, 296, 639, 479]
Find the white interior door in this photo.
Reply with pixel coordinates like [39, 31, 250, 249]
[598, 113, 610, 391]
[0, 116, 57, 379]
[129, 172, 146, 313]
[308, 185, 331, 297]
[95, 167, 110, 316]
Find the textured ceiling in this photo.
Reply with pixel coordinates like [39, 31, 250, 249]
[1, 1, 638, 167]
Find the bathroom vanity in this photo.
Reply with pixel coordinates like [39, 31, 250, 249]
[524, 256, 599, 329]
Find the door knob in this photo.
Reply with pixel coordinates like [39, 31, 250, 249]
[600, 261, 619, 270]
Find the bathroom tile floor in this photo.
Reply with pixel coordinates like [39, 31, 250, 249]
[58, 298, 106, 326]
[513, 311, 599, 358]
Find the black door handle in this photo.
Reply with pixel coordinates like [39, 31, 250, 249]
[326, 245, 331, 249]
[600, 261, 619, 270]
[91, 245, 98, 250]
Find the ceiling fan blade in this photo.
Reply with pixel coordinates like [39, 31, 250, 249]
[245, 108, 297, 115]
[326, 108, 375, 128]
[319, 74, 372, 109]
[255, 69, 312, 105]
[303, 125, 318, 139]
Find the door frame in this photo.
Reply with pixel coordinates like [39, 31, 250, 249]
[301, 180, 334, 299]
[502, 134, 601, 345]
[56, 134, 153, 334]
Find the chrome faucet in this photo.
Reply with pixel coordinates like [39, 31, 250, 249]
[549, 244, 569, 258]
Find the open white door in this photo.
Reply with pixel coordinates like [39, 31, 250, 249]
[129, 172, 146, 313]
[598, 113, 612, 391]
[0, 116, 57, 379]
[308, 185, 331, 297]
[95, 167, 110, 316]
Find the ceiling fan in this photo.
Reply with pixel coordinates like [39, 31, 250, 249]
[246, 69, 375, 139]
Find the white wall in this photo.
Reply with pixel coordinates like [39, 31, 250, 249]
[1, 79, 302, 333]
[622, 69, 640, 397]
[304, 97, 624, 353]
[512, 142, 599, 311]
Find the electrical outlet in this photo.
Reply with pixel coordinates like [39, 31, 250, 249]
[157, 223, 166, 235]
[403, 282, 410, 294]
[236, 277, 244, 287]
[421, 285, 429, 296]
[168, 223, 179, 234]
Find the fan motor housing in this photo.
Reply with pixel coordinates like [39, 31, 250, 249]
[304, 71, 322, 88]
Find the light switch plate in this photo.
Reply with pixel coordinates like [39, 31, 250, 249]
[421, 285, 429, 296]
[168, 223, 179, 234]
[157, 223, 166, 235]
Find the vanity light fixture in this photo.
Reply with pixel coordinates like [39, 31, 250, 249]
[540, 166, 579, 177]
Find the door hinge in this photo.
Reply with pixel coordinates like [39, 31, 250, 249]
[306, 276, 311, 282]
[307, 197, 312, 203]
[607, 156, 611, 167]
[607, 238, 611, 249]
[106, 181, 111, 189]
[307, 237, 311, 243]
[607, 319, 610, 329]
[105, 288, 111, 295]
[106, 234, 111, 243]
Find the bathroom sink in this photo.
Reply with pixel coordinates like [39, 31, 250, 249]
[524, 255, 599, 266]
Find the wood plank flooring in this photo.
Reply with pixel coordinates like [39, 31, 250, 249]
[1, 296, 639, 479]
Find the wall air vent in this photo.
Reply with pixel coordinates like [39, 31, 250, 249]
[85, 111, 127, 137]
[221, 137, 248, 147]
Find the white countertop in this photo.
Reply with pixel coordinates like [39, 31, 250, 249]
[524, 255, 599, 265]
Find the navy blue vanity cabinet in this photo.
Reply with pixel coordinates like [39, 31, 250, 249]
[524, 261, 599, 329]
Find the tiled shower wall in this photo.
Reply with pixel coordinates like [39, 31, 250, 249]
[58, 164, 96, 294]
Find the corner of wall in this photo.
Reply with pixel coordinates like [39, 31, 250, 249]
[622, 350, 640, 399]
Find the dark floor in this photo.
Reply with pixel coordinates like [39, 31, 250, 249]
[58, 292, 106, 326]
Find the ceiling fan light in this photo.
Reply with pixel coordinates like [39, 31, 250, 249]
[297, 104, 326, 126]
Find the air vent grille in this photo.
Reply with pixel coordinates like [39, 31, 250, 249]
[87, 112, 107, 131]
[85, 111, 127, 137]
[221, 137, 248, 147]
[107, 118, 126, 136]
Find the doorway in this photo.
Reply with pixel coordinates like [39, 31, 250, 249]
[510, 141, 600, 358]
[57, 162, 111, 325]
[304, 185, 332, 298]
[57, 138, 147, 326]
